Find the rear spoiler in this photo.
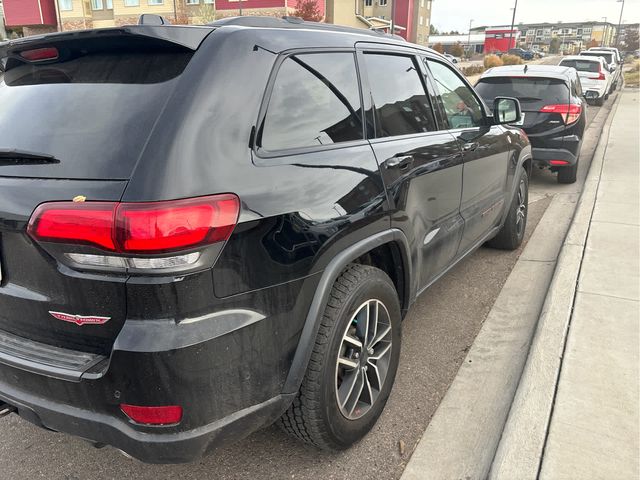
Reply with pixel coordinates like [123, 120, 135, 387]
[0, 25, 213, 62]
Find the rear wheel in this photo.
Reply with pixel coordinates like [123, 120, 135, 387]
[279, 264, 402, 450]
[558, 157, 578, 184]
[595, 96, 605, 106]
[487, 169, 528, 250]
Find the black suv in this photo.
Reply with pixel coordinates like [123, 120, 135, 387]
[475, 65, 587, 184]
[0, 17, 531, 463]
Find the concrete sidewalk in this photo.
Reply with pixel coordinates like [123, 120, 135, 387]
[492, 89, 639, 479]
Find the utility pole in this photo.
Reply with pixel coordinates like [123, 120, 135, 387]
[467, 19, 473, 59]
[601, 17, 607, 46]
[508, 0, 518, 50]
[615, 0, 625, 47]
[391, 0, 396, 36]
[173, 0, 178, 21]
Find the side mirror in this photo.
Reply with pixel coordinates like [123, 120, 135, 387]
[493, 97, 522, 125]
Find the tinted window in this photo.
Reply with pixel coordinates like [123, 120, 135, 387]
[260, 53, 363, 151]
[475, 77, 569, 106]
[427, 60, 483, 129]
[364, 53, 437, 137]
[560, 59, 600, 73]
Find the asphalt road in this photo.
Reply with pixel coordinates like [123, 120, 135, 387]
[0, 89, 614, 480]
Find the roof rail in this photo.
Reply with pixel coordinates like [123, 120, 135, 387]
[207, 16, 400, 40]
[138, 14, 171, 25]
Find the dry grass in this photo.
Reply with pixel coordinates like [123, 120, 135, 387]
[501, 54, 524, 66]
[462, 65, 485, 76]
[624, 60, 640, 87]
[484, 54, 503, 69]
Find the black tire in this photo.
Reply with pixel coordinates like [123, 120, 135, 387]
[487, 169, 528, 250]
[278, 264, 402, 450]
[595, 96, 605, 106]
[558, 159, 578, 184]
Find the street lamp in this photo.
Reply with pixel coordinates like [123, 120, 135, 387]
[615, 0, 625, 47]
[467, 19, 473, 59]
[508, 0, 519, 50]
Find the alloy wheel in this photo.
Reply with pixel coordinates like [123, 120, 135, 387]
[515, 178, 527, 237]
[335, 299, 393, 420]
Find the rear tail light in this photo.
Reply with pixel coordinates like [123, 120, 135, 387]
[19, 47, 59, 62]
[120, 404, 183, 425]
[540, 104, 582, 125]
[589, 66, 606, 80]
[549, 160, 570, 166]
[27, 194, 240, 271]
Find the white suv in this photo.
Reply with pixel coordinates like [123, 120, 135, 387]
[559, 55, 611, 106]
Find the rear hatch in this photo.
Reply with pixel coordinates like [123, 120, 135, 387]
[559, 58, 603, 92]
[475, 76, 570, 146]
[0, 28, 207, 355]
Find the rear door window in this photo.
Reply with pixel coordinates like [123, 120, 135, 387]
[363, 53, 437, 137]
[259, 52, 364, 152]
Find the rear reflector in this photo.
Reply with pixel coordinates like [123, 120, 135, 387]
[539, 104, 582, 125]
[549, 160, 570, 166]
[19, 47, 59, 62]
[120, 404, 183, 425]
[28, 194, 240, 254]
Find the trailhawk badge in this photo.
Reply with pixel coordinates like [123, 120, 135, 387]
[49, 311, 111, 326]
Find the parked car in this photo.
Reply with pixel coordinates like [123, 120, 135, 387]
[559, 55, 611, 106]
[0, 16, 532, 463]
[508, 48, 535, 61]
[579, 50, 621, 91]
[533, 50, 546, 59]
[588, 46, 623, 65]
[475, 65, 586, 184]
[444, 53, 461, 63]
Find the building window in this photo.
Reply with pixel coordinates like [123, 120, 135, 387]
[59, 0, 73, 10]
[420, 0, 424, 7]
[186, 0, 199, 4]
[91, 0, 103, 10]
[124, 0, 139, 5]
[365, 0, 372, 6]
[105, 0, 112, 8]
[148, 0, 164, 4]
[379, 0, 387, 5]
[204, 0, 214, 3]
[419, 16, 423, 26]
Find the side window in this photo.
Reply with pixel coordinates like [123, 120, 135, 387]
[364, 53, 437, 138]
[259, 52, 363, 152]
[426, 60, 484, 129]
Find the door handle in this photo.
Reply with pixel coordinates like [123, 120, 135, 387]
[462, 142, 479, 152]
[386, 155, 414, 170]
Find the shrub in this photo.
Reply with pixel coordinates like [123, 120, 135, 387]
[502, 54, 524, 65]
[484, 54, 503, 69]
[451, 42, 465, 58]
[462, 65, 485, 76]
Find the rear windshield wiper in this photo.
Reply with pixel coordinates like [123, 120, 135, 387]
[0, 149, 60, 166]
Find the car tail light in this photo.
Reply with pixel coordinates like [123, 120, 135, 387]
[120, 404, 183, 425]
[589, 65, 606, 80]
[549, 160, 570, 166]
[540, 104, 582, 125]
[19, 47, 59, 62]
[27, 194, 240, 271]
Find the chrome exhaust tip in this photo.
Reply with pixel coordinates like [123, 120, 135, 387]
[0, 403, 17, 418]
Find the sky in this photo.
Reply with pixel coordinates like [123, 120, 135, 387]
[430, 0, 640, 32]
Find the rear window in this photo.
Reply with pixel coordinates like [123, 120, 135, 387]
[475, 77, 569, 106]
[559, 59, 600, 73]
[0, 35, 194, 179]
[580, 52, 614, 64]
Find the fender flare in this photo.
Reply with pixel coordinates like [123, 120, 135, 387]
[282, 228, 411, 394]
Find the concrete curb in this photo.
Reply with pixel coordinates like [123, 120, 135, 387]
[488, 91, 623, 479]
[400, 98, 621, 480]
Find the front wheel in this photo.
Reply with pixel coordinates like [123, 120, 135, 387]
[278, 264, 402, 450]
[487, 169, 529, 250]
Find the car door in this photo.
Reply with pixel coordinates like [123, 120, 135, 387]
[357, 45, 464, 292]
[425, 58, 511, 255]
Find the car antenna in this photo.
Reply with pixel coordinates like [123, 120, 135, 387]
[524, 64, 528, 74]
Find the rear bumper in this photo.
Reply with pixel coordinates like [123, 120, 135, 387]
[532, 147, 578, 166]
[0, 275, 318, 463]
[0, 382, 293, 463]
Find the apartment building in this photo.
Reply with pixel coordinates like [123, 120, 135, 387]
[326, 0, 432, 45]
[516, 21, 618, 53]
